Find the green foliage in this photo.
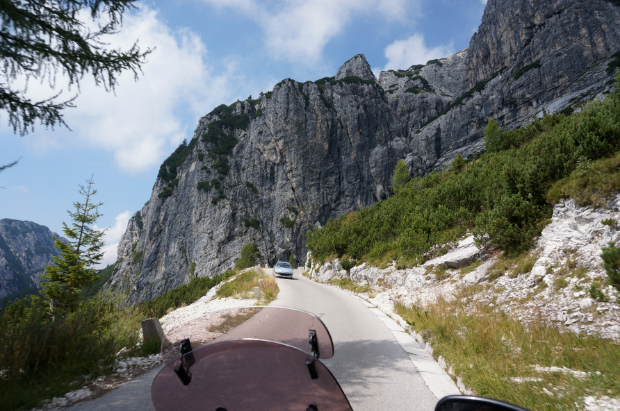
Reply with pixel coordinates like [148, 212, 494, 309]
[483, 118, 502, 152]
[235, 243, 261, 270]
[157, 178, 179, 199]
[391, 159, 411, 193]
[0, 293, 144, 411]
[243, 218, 260, 229]
[41, 179, 106, 313]
[307, 258, 313, 268]
[211, 194, 227, 205]
[451, 154, 466, 173]
[280, 216, 296, 228]
[607, 51, 620, 74]
[514, 61, 541, 80]
[547, 150, 620, 208]
[601, 242, 620, 290]
[212, 156, 229, 176]
[140, 271, 234, 318]
[157, 139, 197, 183]
[287, 206, 299, 215]
[197, 180, 211, 191]
[288, 254, 296, 267]
[0, 0, 152, 137]
[197, 152, 204, 161]
[307, 87, 620, 263]
[589, 283, 609, 302]
[81, 262, 117, 300]
[134, 211, 143, 231]
[426, 59, 443, 67]
[602, 218, 619, 229]
[245, 181, 258, 195]
[340, 259, 355, 271]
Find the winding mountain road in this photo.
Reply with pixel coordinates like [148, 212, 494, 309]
[63, 269, 451, 411]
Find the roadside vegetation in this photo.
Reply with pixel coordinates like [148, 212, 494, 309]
[307, 74, 620, 268]
[216, 269, 279, 304]
[395, 294, 620, 410]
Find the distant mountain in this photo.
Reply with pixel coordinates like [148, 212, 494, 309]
[0, 219, 66, 300]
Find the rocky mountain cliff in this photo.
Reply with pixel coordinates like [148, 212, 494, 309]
[107, 0, 620, 302]
[0, 219, 66, 300]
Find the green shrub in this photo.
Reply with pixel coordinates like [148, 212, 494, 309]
[547, 151, 620, 208]
[243, 218, 260, 229]
[235, 243, 261, 270]
[391, 159, 411, 193]
[197, 181, 211, 191]
[426, 59, 443, 67]
[307, 258, 313, 268]
[602, 218, 618, 229]
[589, 283, 609, 302]
[245, 181, 258, 195]
[340, 259, 355, 271]
[288, 254, 296, 268]
[280, 216, 296, 228]
[514, 61, 541, 80]
[134, 211, 144, 231]
[157, 138, 197, 183]
[606, 51, 620, 74]
[287, 206, 299, 215]
[141, 271, 233, 318]
[601, 242, 620, 290]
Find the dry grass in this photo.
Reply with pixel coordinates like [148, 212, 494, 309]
[395, 290, 620, 410]
[487, 252, 538, 281]
[328, 277, 371, 293]
[216, 270, 279, 304]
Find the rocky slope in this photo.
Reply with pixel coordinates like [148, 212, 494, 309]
[0, 219, 66, 300]
[308, 194, 620, 341]
[108, 0, 620, 302]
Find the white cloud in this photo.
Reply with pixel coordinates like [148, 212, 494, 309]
[380, 33, 455, 71]
[200, 0, 414, 63]
[95, 210, 132, 268]
[7, 5, 239, 173]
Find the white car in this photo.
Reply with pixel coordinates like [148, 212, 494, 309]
[273, 261, 293, 278]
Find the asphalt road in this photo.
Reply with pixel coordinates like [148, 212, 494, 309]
[63, 269, 438, 411]
[273, 270, 437, 411]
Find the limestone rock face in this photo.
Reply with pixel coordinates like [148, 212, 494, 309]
[0, 219, 66, 299]
[335, 54, 376, 81]
[108, 0, 620, 302]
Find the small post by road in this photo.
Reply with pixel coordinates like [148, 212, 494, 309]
[141, 318, 165, 351]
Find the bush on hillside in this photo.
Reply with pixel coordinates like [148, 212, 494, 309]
[235, 243, 261, 270]
[601, 242, 620, 290]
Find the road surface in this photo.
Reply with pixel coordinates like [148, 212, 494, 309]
[63, 269, 440, 410]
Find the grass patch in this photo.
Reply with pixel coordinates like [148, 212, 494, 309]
[216, 270, 279, 304]
[487, 253, 538, 281]
[547, 151, 620, 208]
[460, 259, 483, 275]
[328, 277, 371, 293]
[395, 295, 620, 410]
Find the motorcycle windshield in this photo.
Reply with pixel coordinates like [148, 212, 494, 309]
[160, 306, 334, 363]
[151, 339, 352, 411]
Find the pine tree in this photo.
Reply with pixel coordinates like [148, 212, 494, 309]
[483, 118, 502, 152]
[41, 177, 107, 312]
[391, 159, 411, 194]
[0, 0, 152, 136]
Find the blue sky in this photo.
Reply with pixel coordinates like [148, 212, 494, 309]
[1, 0, 487, 266]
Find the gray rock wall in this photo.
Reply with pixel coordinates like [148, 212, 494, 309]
[107, 0, 620, 302]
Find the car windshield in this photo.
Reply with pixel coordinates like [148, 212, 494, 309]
[276, 262, 291, 268]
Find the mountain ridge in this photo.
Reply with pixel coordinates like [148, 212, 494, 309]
[106, 0, 620, 302]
